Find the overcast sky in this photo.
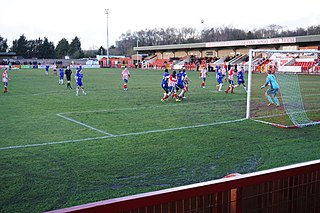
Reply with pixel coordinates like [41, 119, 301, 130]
[1, 0, 319, 50]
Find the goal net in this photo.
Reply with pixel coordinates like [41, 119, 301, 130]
[246, 49, 320, 128]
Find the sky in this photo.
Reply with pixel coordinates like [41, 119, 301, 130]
[1, 0, 319, 50]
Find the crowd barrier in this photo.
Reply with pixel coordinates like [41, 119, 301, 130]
[47, 159, 320, 213]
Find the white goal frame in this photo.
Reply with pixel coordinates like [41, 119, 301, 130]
[246, 49, 320, 127]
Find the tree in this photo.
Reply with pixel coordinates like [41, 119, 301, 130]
[180, 27, 199, 43]
[11, 34, 28, 57]
[307, 25, 320, 35]
[0, 35, 8, 52]
[26, 38, 40, 58]
[116, 31, 135, 56]
[83, 46, 103, 58]
[265, 24, 283, 38]
[4, 23, 320, 59]
[246, 31, 255, 39]
[99, 46, 105, 55]
[55, 38, 69, 59]
[40, 37, 55, 58]
[109, 45, 122, 56]
[294, 27, 307, 36]
[69, 36, 84, 58]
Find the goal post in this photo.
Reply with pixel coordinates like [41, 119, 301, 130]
[246, 49, 320, 128]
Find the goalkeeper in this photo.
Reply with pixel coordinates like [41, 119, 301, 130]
[260, 69, 280, 107]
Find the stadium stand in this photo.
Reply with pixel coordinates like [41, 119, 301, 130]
[150, 59, 171, 69]
[228, 54, 249, 66]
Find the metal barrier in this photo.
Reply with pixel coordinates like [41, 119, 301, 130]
[47, 160, 320, 213]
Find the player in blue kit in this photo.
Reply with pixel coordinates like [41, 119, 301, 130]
[77, 64, 82, 72]
[261, 69, 280, 106]
[161, 69, 170, 99]
[75, 68, 87, 96]
[234, 66, 247, 92]
[161, 70, 180, 102]
[58, 67, 64, 85]
[182, 67, 191, 92]
[215, 64, 221, 73]
[176, 69, 186, 99]
[45, 64, 50, 75]
[215, 68, 224, 91]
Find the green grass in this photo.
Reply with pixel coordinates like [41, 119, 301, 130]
[250, 73, 320, 126]
[0, 68, 320, 212]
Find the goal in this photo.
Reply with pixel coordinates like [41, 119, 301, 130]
[246, 49, 320, 128]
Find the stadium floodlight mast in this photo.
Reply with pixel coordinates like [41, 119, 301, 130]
[136, 38, 139, 68]
[105, 9, 110, 68]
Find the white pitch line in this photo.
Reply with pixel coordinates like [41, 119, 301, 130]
[116, 118, 246, 137]
[58, 98, 248, 115]
[0, 136, 112, 151]
[58, 93, 320, 116]
[0, 118, 246, 151]
[56, 113, 114, 136]
[253, 108, 320, 119]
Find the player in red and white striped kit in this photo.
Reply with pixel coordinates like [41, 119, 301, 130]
[122, 66, 131, 91]
[200, 66, 207, 88]
[225, 67, 235, 94]
[161, 70, 181, 102]
[2, 68, 9, 93]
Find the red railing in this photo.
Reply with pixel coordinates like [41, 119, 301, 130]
[47, 160, 320, 213]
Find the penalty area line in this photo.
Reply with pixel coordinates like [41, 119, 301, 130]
[0, 118, 246, 151]
[117, 118, 246, 137]
[58, 98, 248, 115]
[0, 136, 111, 151]
[56, 113, 114, 136]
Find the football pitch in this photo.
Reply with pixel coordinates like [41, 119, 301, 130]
[1, 68, 320, 212]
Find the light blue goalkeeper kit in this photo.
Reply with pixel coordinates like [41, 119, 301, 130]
[264, 74, 279, 90]
[264, 74, 280, 106]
